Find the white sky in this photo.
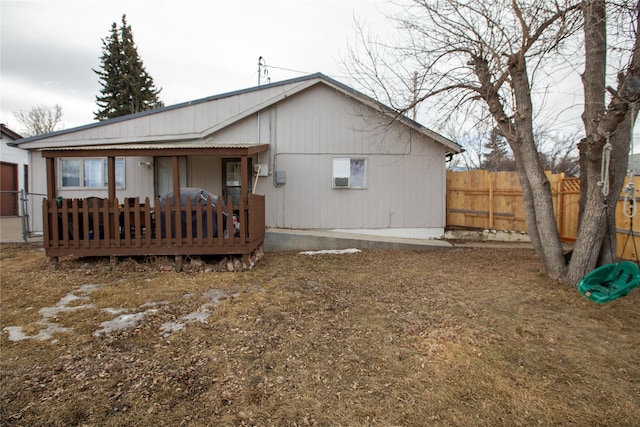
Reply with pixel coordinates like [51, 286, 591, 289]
[1, 0, 637, 152]
[1, 0, 392, 132]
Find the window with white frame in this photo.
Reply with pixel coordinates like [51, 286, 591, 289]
[332, 158, 366, 189]
[60, 158, 125, 189]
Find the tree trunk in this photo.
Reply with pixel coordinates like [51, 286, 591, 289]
[578, 0, 607, 220]
[566, 139, 631, 284]
[514, 141, 566, 279]
[566, 159, 609, 284]
[601, 119, 634, 262]
[566, 0, 640, 285]
[572, 0, 608, 282]
[567, 111, 637, 284]
[508, 57, 567, 279]
[513, 152, 545, 258]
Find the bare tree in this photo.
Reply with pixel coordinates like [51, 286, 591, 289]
[13, 104, 63, 136]
[443, 113, 498, 170]
[346, 0, 639, 283]
[535, 129, 580, 176]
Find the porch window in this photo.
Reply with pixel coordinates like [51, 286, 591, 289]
[60, 158, 125, 189]
[332, 158, 366, 189]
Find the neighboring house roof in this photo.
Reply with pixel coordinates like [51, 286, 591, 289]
[16, 73, 462, 154]
[1, 124, 24, 143]
[629, 153, 640, 174]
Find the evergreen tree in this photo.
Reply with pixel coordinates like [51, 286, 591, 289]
[94, 15, 163, 120]
[481, 127, 515, 171]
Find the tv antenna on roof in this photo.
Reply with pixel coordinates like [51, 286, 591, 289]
[258, 56, 270, 86]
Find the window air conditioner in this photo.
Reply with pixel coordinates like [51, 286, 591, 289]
[333, 177, 350, 188]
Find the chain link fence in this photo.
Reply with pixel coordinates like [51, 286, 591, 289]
[0, 190, 46, 243]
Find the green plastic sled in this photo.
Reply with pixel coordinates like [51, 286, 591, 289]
[577, 261, 640, 304]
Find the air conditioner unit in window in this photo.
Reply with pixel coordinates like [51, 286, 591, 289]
[333, 177, 350, 188]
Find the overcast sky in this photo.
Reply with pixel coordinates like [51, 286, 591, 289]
[2, 0, 637, 152]
[1, 0, 392, 133]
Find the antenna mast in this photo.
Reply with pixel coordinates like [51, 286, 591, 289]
[258, 56, 269, 86]
[412, 71, 418, 121]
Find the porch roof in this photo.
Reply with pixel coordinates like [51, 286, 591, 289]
[40, 142, 270, 158]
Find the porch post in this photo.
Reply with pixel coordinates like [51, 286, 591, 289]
[46, 157, 56, 200]
[240, 155, 248, 202]
[172, 156, 182, 245]
[45, 156, 58, 267]
[107, 156, 116, 201]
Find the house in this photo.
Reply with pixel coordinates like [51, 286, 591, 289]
[0, 124, 28, 242]
[629, 153, 640, 175]
[16, 73, 461, 263]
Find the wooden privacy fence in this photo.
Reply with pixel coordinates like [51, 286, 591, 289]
[446, 170, 640, 260]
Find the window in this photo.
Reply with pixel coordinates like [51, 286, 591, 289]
[60, 158, 125, 188]
[155, 156, 186, 196]
[332, 158, 366, 189]
[61, 159, 80, 187]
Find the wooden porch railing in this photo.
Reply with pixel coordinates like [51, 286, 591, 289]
[42, 193, 265, 259]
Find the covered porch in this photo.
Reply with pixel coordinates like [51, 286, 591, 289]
[41, 143, 269, 268]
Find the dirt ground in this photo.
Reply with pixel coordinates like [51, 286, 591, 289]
[1, 243, 639, 426]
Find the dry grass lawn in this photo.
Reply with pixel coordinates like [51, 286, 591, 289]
[1, 243, 639, 426]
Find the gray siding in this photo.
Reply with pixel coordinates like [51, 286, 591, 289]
[252, 84, 447, 231]
[23, 75, 451, 236]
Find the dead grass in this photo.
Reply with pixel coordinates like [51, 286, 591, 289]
[1, 243, 639, 426]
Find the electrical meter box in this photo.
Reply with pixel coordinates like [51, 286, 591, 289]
[275, 170, 286, 185]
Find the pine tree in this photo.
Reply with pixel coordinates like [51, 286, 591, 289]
[94, 15, 163, 120]
[481, 127, 515, 171]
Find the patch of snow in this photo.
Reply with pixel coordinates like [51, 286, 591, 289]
[93, 309, 158, 337]
[299, 248, 362, 256]
[5, 283, 238, 341]
[4, 326, 28, 342]
[102, 307, 128, 315]
[203, 289, 230, 305]
[57, 293, 86, 306]
[78, 283, 107, 293]
[159, 288, 236, 338]
[160, 321, 185, 337]
[3, 283, 108, 342]
[33, 322, 73, 340]
[141, 301, 169, 308]
[4, 322, 73, 342]
[182, 310, 212, 323]
[39, 303, 95, 318]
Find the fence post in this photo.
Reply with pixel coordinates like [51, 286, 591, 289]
[488, 171, 494, 229]
[19, 189, 28, 243]
[555, 173, 565, 239]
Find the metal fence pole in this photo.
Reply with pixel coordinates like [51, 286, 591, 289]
[20, 189, 28, 243]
